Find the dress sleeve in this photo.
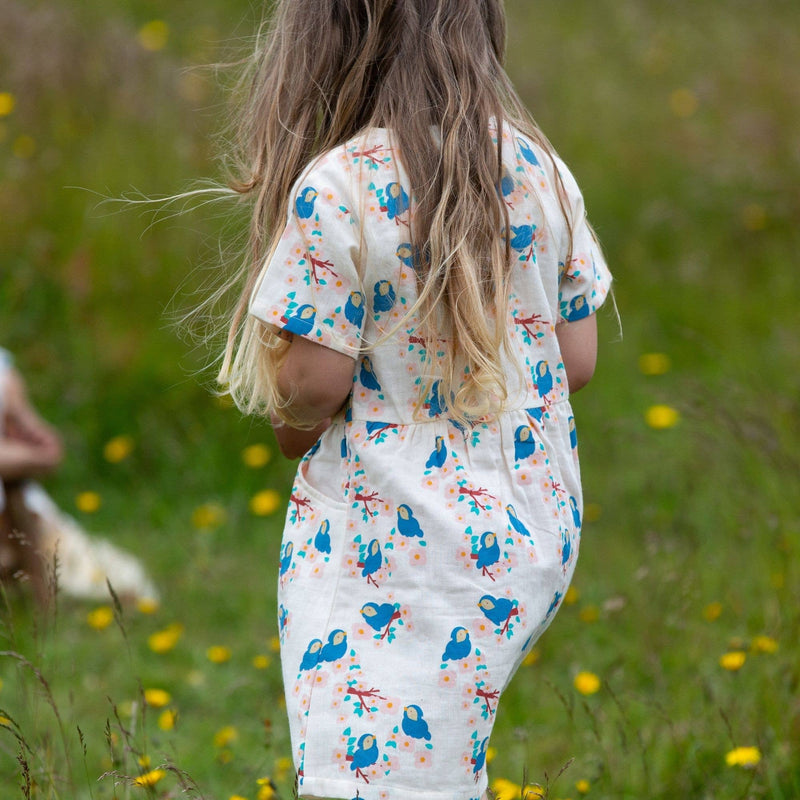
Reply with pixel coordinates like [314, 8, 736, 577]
[555, 159, 613, 323]
[249, 158, 364, 356]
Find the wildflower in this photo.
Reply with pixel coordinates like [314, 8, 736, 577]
[751, 635, 778, 654]
[257, 777, 278, 800]
[207, 645, 232, 664]
[573, 671, 601, 696]
[725, 746, 761, 768]
[576, 779, 591, 794]
[138, 755, 151, 768]
[522, 648, 540, 667]
[133, 768, 166, 787]
[638, 352, 671, 376]
[0, 92, 15, 117]
[138, 20, 169, 51]
[578, 605, 599, 623]
[485, 746, 497, 765]
[148, 623, 183, 654]
[269, 636, 281, 653]
[143, 688, 172, 708]
[703, 601, 723, 622]
[192, 502, 226, 530]
[644, 404, 680, 430]
[252, 654, 271, 669]
[243, 443, 272, 468]
[274, 756, 293, 775]
[76, 491, 101, 513]
[490, 778, 522, 800]
[250, 489, 281, 516]
[137, 597, 160, 614]
[0, 716, 10, 727]
[158, 709, 178, 731]
[103, 435, 134, 463]
[669, 88, 698, 118]
[230, 796, 248, 800]
[87, 606, 114, 630]
[214, 725, 239, 748]
[564, 586, 580, 605]
[524, 786, 545, 800]
[719, 651, 746, 671]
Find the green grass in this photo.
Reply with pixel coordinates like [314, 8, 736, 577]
[1, 0, 799, 798]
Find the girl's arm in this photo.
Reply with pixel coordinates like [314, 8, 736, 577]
[272, 334, 356, 459]
[556, 314, 598, 393]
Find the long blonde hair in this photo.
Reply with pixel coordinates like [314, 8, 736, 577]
[219, 0, 574, 424]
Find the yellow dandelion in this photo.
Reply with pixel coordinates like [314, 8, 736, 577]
[103, 434, 134, 463]
[243, 443, 272, 468]
[579, 604, 599, 623]
[269, 635, 281, 653]
[143, 688, 171, 708]
[644, 404, 680, 430]
[214, 725, 238, 748]
[207, 645, 232, 664]
[148, 623, 183, 654]
[564, 586, 580, 605]
[485, 746, 497, 765]
[491, 778, 522, 800]
[725, 746, 761, 768]
[133, 768, 166, 787]
[250, 489, 282, 516]
[574, 671, 601, 696]
[638, 352, 671, 376]
[0, 716, 11, 727]
[576, 778, 591, 794]
[751, 636, 778, 654]
[275, 756, 293, 775]
[0, 92, 15, 117]
[137, 597, 160, 614]
[191, 502, 226, 530]
[138, 754, 151, 768]
[12, 134, 36, 159]
[229, 795, 248, 800]
[522, 648, 540, 667]
[158, 708, 178, 731]
[252, 654, 271, 669]
[76, 491, 101, 513]
[741, 203, 767, 232]
[524, 785, 545, 800]
[719, 651, 746, 671]
[703, 601, 723, 622]
[257, 778, 278, 800]
[138, 20, 169, 51]
[87, 606, 114, 630]
[670, 88, 698, 118]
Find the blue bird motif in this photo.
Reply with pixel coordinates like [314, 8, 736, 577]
[358, 538, 382, 587]
[359, 356, 382, 392]
[344, 291, 365, 327]
[360, 602, 402, 639]
[348, 733, 379, 780]
[402, 704, 432, 741]
[568, 416, 578, 449]
[314, 520, 331, 554]
[534, 360, 553, 398]
[279, 541, 293, 576]
[299, 638, 323, 671]
[498, 169, 516, 207]
[282, 303, 316, 336]
[509, 223, 537, 262]
[506, 504, 531, 538]
[569, 496, 581, 529]
[516, 136, 540, 166]
[295, 186, 318, 218]
[319, 629, 348, 662]
[426, 380, 446, 417]
[546, 590, 563, 619]
[560, 528, 572, 568]
[396, 242, 420, 269]
[472, 531, 500, 578]
[278, 603, 288, 633]
[525, 406, 544, 425]
[397, 504, 424, 538]
[382, 182, 409, 222]
[565, 295, 590, 321]
[472, 736, 489, 776]
[478, 594, 519, 634]
[513, 425, 537, 461]
[373, 280, 396, 312]
[442, 626, 472, 662]
[425, 436, 447, 469]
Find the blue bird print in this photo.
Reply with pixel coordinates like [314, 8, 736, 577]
[373, 280, 396, 312]
[513, 425, 537, 461]
[344, 291, 365, 327]
[402, 705, 432, 741]
[425, 436, 447, 469]
[566, 295, 590, 321]
[534, 360, 553, 398]
[347, 733, 379, 781]
[472, 736, 489, 776]
[442, 626, 472, 662]
[516, 136, 540, 166]
[478, 594, 519, 635]
[506, 504, 531, 538]
[282, 303, 316, 336]
[569, 496, 581, 529]
[299, 638, 323, 671]
[397, 504, 424, 538]
[568, 416, 578, 449]
[472, 531, 500, 579]
[525, 406, 544, 425]
[396, 242, 419, 269]
[358, 538, 382, 587]
[545, 590, 563, 619]
[295, 186, 318, 218]
[498, 169, 516, 207]
[279, 541, 293, 576]
[426, 380, 446, 417]
[360, 602, 402, 640]
[382, 182, 409, 222]
[509, 224, 536, 261]
[314, 520, 331, 554]
[359, 356, 382, 392]
[560, 528, 572, 568]
[319, 629, 348, 662]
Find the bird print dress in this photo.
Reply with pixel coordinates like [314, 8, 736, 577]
[249, 122, 612, 800]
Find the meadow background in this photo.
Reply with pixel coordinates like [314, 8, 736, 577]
[1, 0, 799, 798]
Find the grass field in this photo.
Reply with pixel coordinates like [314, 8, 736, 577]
[1, 1, 799, 798]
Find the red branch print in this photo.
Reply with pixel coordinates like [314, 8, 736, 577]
[366, 424, 399, 442]
[290, 493, 313, 519]
[458, 486, 497, 511]
[354, 490, 384, 517]
[346, 686, 387, 712]
[352, 144, 387, 165]
[476, 687, 500, 715]
[513, 314, 549, 338]
[306, 252, 338, 284]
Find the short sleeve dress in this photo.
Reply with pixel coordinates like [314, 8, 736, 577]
[249, 123, 612, 800]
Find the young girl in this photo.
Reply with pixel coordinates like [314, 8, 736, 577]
[218, 2, 612, 799]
